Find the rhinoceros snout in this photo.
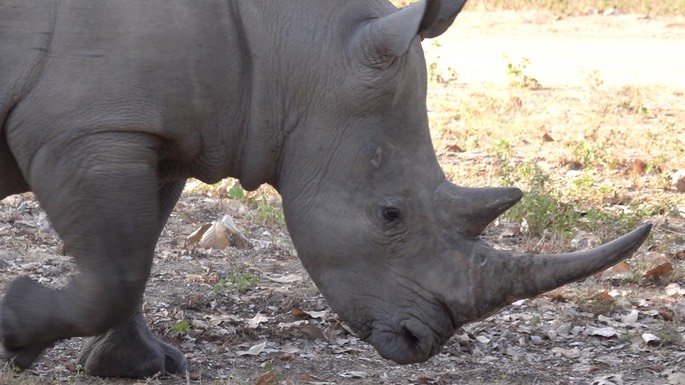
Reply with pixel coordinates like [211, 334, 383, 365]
[365, 319, 444, 365]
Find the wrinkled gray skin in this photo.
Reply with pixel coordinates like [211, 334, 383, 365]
[0, 0, 651, 378]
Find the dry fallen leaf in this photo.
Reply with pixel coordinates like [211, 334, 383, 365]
[199, 220, 230, 248]
[299, 373, 331, 385]
[339, 371, 368, 379]
[591, 373, 623, 385]
[659, 307, 674, 321]
[265, 274, 302, 283]
[186, 223, 212, 246]
[633, 159, 648, 175]
[542, 131, 555, 142]
[551, 346, 581, 358]
[598, 262, 632, 281]
[674, 250, 685, 260]
[641, 333, 661, 346]
[444, 143, 464, 152]
[643, 260, 673, 281]
[300, 325, 328, 341]
[247, 312, 269, 328]
[236, 340, 267, 356]
[596, 290, 614, 303]
[218, 215, 250, 248]
[256, 370, 279, 385]
[197, 215, 250, 249]
[476, 335, 491, 344]
[291, 308, 327, 319]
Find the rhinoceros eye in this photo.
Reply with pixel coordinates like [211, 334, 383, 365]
[382, 207, 402, 222]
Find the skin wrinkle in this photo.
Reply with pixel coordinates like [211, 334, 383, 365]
[340, 292, 394, 338]
[389, 268, 453, 338]
[11, 1, 58, 100]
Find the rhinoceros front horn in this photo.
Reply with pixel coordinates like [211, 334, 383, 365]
[462, 223, 652, 321]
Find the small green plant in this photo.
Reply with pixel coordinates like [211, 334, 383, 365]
[569, 171, 595, 197]
[574, 290, 619, 316]
[228, 272, 259, 294]
[253, 193, 285, 225]
[256, 362, 282, 385]
[428, 62, 459, 84]
[213, 272, 259, 295]
[495, 145, 579, 237]
[68, 364, 85, 384]
[503, 54, 540, 89]
[168, 320, 190, 337]
[580, 68, 604, 90]
[529, 312, 542, 327]
[227, 180, 246, 200]
[571, 141, 595, 168]
[617, 86, 649, 115]
[211, 278, 229, 295]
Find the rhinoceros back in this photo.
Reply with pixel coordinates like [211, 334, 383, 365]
[1, 0, 253, 188]
[0, 1, 55, 196]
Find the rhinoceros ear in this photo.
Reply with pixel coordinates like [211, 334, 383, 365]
[419, 0, 467, 39]
[360, 0, 465, 62]
[359, 0, 435, 61]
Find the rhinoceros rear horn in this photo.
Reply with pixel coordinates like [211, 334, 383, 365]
[435, 182, 522, 238]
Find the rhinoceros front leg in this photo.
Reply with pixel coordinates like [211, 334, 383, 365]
[77, 180, 188, 377]
[1, 134, 170, 371]
[77, 302, 187, 378]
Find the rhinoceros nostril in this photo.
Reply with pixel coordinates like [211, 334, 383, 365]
[400, 325, 423, 356]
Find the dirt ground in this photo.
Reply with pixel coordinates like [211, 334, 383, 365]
[1, 10, 684, 385]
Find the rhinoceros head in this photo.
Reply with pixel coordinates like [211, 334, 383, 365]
[271, 0, 651, 364]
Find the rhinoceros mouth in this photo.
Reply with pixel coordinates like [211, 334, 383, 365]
[364, 318, 447, 364]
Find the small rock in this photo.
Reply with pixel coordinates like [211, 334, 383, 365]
[603, 8, 623, 15]
[668, 372, 685, 385]
[591, 373, 623, 385]
[665, 283, 685, 296]
[671, 300, 685, 320]
[587, 326, 618, 338]
[476, 335, 491, 344]
[621, 309, 639, 325]
[672, 170, 685, 192]
[551, 347, 580, 359]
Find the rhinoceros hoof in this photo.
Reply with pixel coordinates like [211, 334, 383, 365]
[1, 286, 51, 370]
[78, 331, 187, 378]
[1, 343, 47, 371]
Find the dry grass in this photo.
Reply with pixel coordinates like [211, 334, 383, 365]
[468, 0, 685, 15]
[394, 0, 685, 15]
[428, 75, 685, 250]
